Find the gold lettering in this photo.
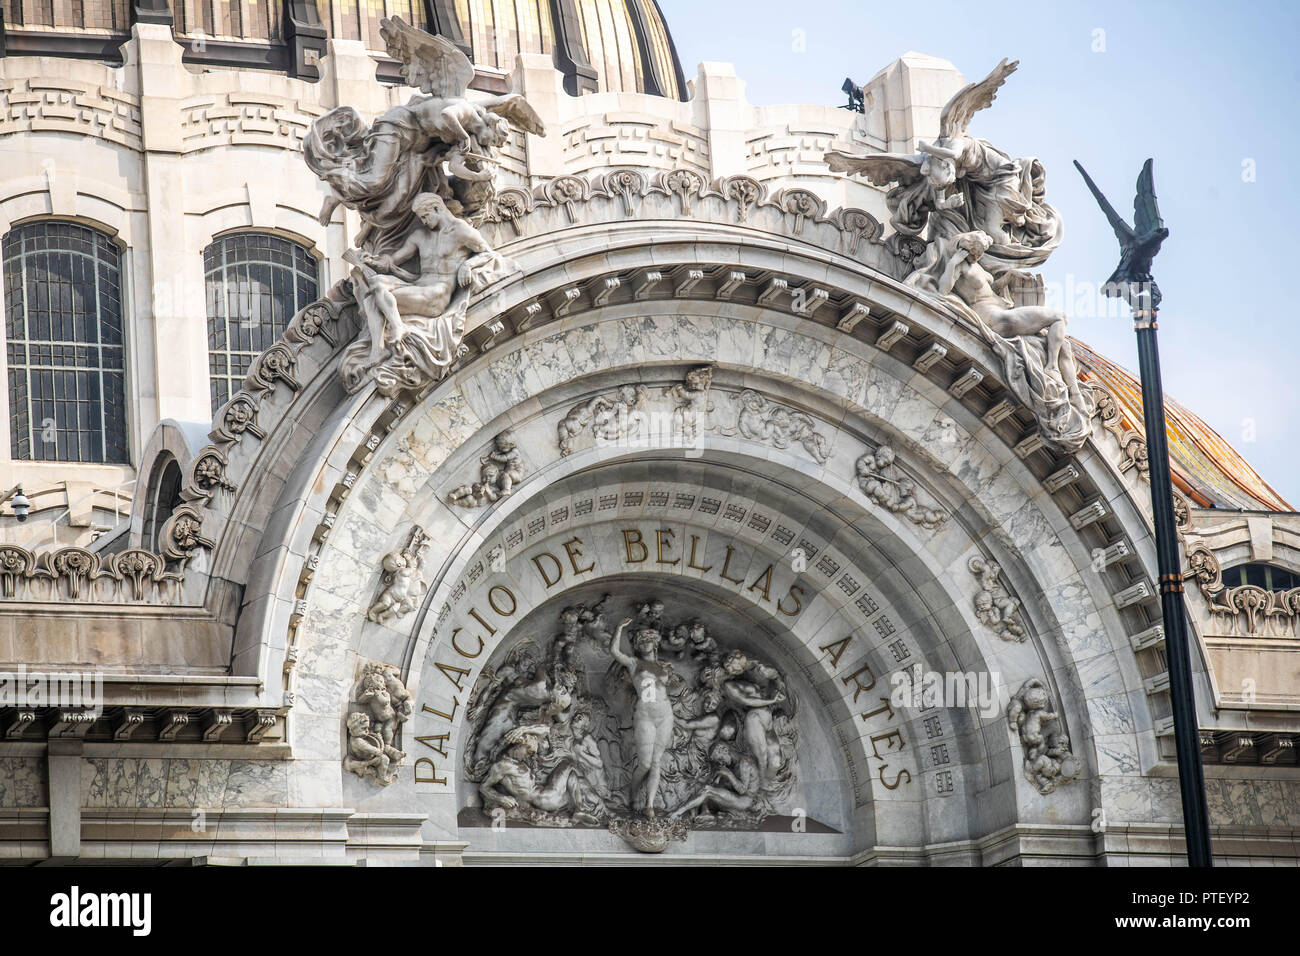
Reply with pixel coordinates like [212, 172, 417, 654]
[488, 585, 517, 617]
[746, 563, 775, 601]
[878, 766, 911, 790]
[531, 552, 563, 587]
[776, 584, 805, 616]
[562, 536, 595, 575]
[451, 626, 485, 658]
[860, 696, 895, 724]
[422, 699, 460, 722]
[466, 607, 497, 638]
[870, 729, 906, 761]
[436, 660, 470, 692]
[687, 534, 713, 573]
[413, 757, 447, 786]
[655, 529, 680, 566]
[623, 529, 648, 563]
[415, 733, 450, 758]
[819, 635, 853, 669]
[841, 662, 877, 703]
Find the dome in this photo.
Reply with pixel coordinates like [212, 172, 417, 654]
[1073, 339, 1292, 511]
[0, 0, 687, 99]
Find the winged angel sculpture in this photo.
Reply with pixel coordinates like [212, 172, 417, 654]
[826, 59, 1093, 453]
[304, 17, 545, 395]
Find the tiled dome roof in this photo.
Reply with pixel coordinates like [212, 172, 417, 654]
[0, 0, 687, 99]
[1073, 338, 1292, 512]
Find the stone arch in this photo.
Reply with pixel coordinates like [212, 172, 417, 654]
[270, 339, 1156, 862]
[150, 211, 1174, 860]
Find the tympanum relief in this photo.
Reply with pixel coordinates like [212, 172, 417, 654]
[463, 596, 801, 849]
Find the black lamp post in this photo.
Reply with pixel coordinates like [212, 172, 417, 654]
[1075, 158, 1213, 867]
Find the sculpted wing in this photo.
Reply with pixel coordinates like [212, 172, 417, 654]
[1073, 159, 1134, 241]
[939, 57, 1019, 139]
[380, 16, 474, 97]
[1133, 158, 1163, 235]
[480, 93, 547, 137]
[824, 149, 924, 187]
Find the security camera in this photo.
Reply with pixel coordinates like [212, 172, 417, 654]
[10, 488, 29, 523]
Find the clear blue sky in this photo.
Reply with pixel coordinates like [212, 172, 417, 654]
[660, 0, 1299, 507]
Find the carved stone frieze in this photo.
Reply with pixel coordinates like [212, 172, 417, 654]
[0, 545, 182, 603]
[1185, 543, 1300, 636]
[854, 445, 946, 530]
[344, 660, 414, 786]
[716, 389, 830, 464]
[556, 384, 649, 456]
[448, 429, 527, 508]
[969, 555, 1026, 642]
[1007, 678, 1081, 794]
[367, 527, 429, 624]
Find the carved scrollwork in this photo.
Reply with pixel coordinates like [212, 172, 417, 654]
[835, 207, 884, 255]
[1185, 543, 1300, 636]
[182, 446, 236, 503]
[0, 544, 182, 603]
[283, 299, 341, 348]
[209, 389, 267, 448]
[598, 168, 646, 216]
[160, 505, 215, 564]
[483, 186, 533, 234]
[770, 187, 827, 235]
[657, 168, 705, 216]
[0, 547, 35, 598]
[48, 548, 100, 600]
[1090, 382, 1149, 481]
[540, 174, 592, 223]
[245, 342, 301, 395]
[716, 174, 765, 222]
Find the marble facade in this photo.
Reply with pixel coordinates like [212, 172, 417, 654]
[1, 18, 1299, 866]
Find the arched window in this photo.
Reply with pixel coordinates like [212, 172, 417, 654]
[3, 221, 128, 463]
[1222, 563, 1300, 592]
[205, 233, 319, 411]
[141, 455, 184, 553]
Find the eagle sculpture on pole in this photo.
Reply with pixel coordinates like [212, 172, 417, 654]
[1073, 158, 1170, 310]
